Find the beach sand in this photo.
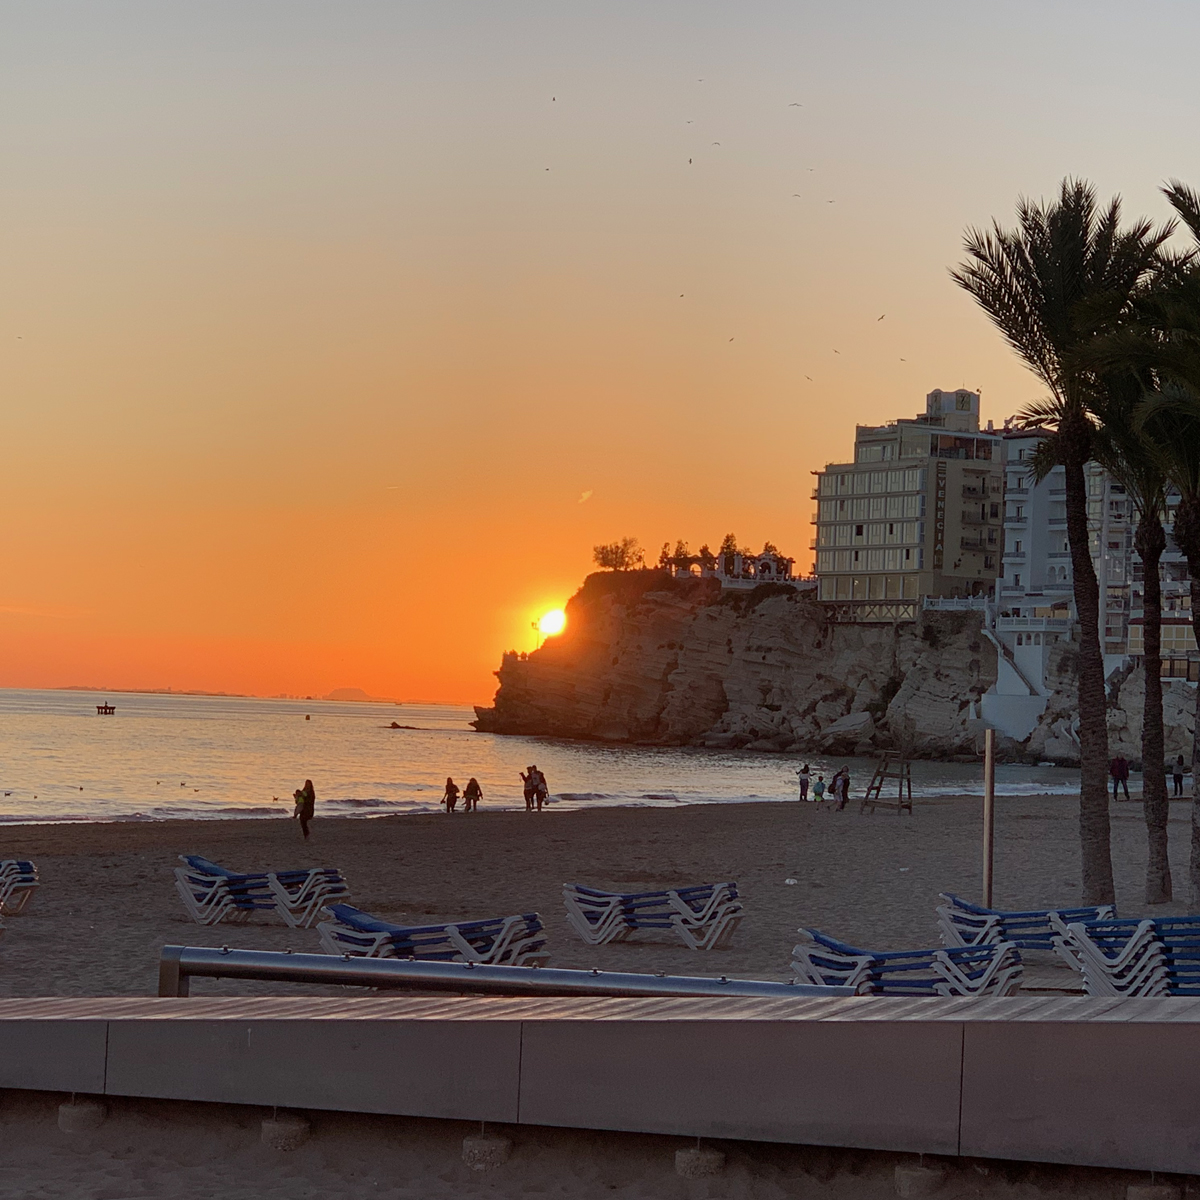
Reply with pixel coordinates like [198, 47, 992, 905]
[0, 1089, 1150, 1200]
[0, 793, 1194, 997]
[1, 795, 1193, 1196]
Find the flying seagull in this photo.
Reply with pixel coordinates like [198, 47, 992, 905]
[712, 142, 720, 146]
[788, 103, 803, 107]
[805, 375, 813, 381]
[833, 349, 840, 354]
[877, 314, 885, 321]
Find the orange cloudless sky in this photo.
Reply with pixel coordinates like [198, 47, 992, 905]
[2, 2, 1200, 704]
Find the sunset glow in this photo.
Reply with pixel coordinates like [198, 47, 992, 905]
[0, 5, 1195, 704]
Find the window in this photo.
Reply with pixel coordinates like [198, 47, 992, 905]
[855, 525, 864, 537]
[1013, 573, 1022, 587]
[1014, 540, 1022, 553]
[984, 555, 994, 569]
[956, 392, 972, 410]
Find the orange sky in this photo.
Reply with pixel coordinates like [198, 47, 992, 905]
[2, 3, 1200, 704]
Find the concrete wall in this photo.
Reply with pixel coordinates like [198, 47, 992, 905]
[2, 993, 1199, 1173]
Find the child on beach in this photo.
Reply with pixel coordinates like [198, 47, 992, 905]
[520, 767, 537, 811]
[292, 779, 315, 839]
[463, 777, 482, 811]
[812, 775, 825, 801]
[441, 777, 460, 813]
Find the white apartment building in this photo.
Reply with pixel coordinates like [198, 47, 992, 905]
[812, 389, 1003, 621]
[982, 428, 1197, 740]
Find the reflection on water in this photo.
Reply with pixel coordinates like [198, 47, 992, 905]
[0, 688, 1081, 824]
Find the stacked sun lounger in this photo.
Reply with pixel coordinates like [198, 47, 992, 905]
[1053, 917, 1200, 996]
[0, 859, 39, 916]
[317, 904, 549, 965]
[791, 928, 1023, 996]
[562, 882, 743, 950]
[937, 892, 1116, 951]
[173, 855, 350, 928]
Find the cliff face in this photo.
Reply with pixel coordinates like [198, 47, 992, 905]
[473, 571, 998, 758]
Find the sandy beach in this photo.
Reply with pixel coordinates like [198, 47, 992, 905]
[1, 793, 1195, 998]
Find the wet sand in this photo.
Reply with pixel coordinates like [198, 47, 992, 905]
[0, 794, 1193, 998]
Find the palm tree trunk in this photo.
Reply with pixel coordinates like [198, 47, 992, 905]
[1173, 493, 1200, 906]
[1136, 513, 1170, 902]
[1062, 411, 1115, 904]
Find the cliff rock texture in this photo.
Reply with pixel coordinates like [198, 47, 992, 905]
[474, 572, 998, 758]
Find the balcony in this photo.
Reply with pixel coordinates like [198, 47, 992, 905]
[998, 616, 1073, 633]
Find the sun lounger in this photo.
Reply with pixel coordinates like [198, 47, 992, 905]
[317, 904, 549, 965]
[173, 855, 350, 928]
[936, 892, 1115, 951]
[1054, 916, 1200, 996]
[0, 859, 39, 916]
[562, 882, 743, 949]
[791, 928, 1023, 996]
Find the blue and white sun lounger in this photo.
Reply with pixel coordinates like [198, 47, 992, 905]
[317, 904, 549, 965]
[791, 927, 1023, 996]
[562, 882, 743, 950]
[1054, 916, 1200, 996]
[0, 859, 39, 916]
[173, 855, 350, 928]
[936, 892, 1115, 951]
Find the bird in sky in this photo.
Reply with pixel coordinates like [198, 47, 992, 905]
[729, 337, 735, 342]
[578, 490, 593, 504]
[788, 102, 803, 106]
[792, 194, 802, 197]
[877, 314, 886, 321]
[827, 200, 835, 203]
[680, 294, 684, 297]
[833, 349, 840, 354]
[712, 142, 720, 146]
[900, 358, 907, 362]
[805, 375, 813, 381]
[688, 158, 692, 164]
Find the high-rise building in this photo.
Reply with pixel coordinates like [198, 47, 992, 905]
[812, 389, 1004, 621]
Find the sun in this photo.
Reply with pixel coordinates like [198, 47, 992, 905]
[537, 609, 567, 637]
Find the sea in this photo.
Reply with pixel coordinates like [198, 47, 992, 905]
[0, 688, 1081, 825]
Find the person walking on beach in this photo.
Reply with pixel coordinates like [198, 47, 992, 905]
[1109, 756, 1130, 801]
[441, 777, 460, 813]
[463, 777, 482, 812]
[812, 775, 826, 802]
[833, 767, 851, 811]
[797, 764, 811, 803]
[520, 767, 537, 811]
[292, 779, 316, 839]
[530, 765, 549, 811]
[1173, 755, 1187, 798]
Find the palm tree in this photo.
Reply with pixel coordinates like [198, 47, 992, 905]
[1092, 405, 1171, 902]
[1104, 179, 1200, 902]
[952, 179, 1172, 905]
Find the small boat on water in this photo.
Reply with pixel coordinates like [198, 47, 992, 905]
[96, 703, 116, 715]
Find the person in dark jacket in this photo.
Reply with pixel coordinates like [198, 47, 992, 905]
[463, 777, 483, 812]
[293, 779, 316, 838]
[441, 777, 460, 813]
[1109, 757, 1130, 801]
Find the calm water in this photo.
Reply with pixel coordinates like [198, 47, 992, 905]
[0, 689, 1081, 824]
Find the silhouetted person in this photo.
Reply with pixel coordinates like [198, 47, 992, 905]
[442, 777, 460, 813]
[797, 763, 811, 802]
[1174, 755, 1187, 798]
[1110, 756, 1130, 801]
[293, 779, 316, 838]
[520, 767, 537, 811]
[531, 765, 549, 811]
[463, 777, 482, 812]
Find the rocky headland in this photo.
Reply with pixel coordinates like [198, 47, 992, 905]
[473, 571, 1194, 763]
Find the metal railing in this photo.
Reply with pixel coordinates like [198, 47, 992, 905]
[157, 946, 850, 1000]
